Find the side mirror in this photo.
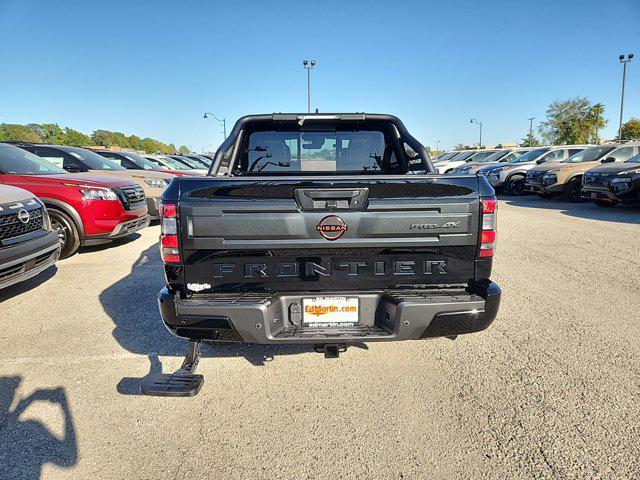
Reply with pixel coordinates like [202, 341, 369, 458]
[601, 157, 616, 163]
[536, 159, 546, 164]
[65, 163, 84, 173]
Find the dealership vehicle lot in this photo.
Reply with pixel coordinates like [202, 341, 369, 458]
[1, 199, 639, 479]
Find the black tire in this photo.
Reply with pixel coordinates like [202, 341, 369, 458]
[505, 176, 526, 196]
[48, 208, 81, 259]
[563, 177, 585, 203]
[594, 200, 617, 208]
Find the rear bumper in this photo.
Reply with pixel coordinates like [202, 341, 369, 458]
[158, 282, 501, 344]
[83, 214, 150, 246]
[0, 231, 60, 290]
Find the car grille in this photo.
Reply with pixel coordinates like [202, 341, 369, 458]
[583, 172, 612, 187]
[115, 185, 146, 211]
[526, 170, 545, 182]
[0, 201, 44, 243]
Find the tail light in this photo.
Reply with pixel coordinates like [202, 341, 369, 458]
[160, 202, 180, 263]
[479, 198, 497, 258]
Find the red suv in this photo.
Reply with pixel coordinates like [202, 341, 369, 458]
[0, 143, 150, 258]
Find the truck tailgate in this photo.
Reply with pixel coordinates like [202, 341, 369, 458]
[173, 176, 483, 293]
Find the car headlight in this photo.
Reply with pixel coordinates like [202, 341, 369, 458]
[79, 186, 119, 201]
[143, 178, 169, 189]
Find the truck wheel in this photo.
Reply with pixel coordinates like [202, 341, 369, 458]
[594, 200, 617, 208]
[48, 208, 81, 259]
[563, 178, 584, 203]
[505, 176, 526, 196]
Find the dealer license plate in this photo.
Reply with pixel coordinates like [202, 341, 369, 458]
[302, 297, 359, 326]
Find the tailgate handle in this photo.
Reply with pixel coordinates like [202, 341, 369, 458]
[294, 188, 369, 211]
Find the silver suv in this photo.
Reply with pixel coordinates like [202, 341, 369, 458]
[477, 145, 590, 195]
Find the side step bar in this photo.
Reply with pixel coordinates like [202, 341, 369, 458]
[140, 340, 204, 397]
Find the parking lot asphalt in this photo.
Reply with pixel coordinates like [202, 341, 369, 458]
[1, 197, 639, 480]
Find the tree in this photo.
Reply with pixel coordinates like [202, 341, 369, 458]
[0, 124, 42, 142]
[521, 132, 541, 147]
[167, 143, 177, 154]
[61, 128, 92, 146]
[91, 129, 116, 146]
[538, 97, 607, 145]
[178, 145, 190, 154]
[454, 143, 465, 151]
[620, 118, 640, 140]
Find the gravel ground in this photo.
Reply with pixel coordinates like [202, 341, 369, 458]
[1, 197, 639, 480]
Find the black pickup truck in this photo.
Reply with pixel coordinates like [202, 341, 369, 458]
[142, 113, 501, 396]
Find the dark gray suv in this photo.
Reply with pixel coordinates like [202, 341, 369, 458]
[0, 184, 60, 290]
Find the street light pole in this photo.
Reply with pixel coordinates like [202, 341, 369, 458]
[470, 118, 483, 147]
[527, 117, 535, 146]
[303, 59, 316, 113]
[618, 54, 634, 140]
[203, 112, 227, 140]
[436, 140, 440, 152]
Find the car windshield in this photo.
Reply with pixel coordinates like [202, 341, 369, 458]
[65, 147, 125, 170]
[187, 155, 212, 168]
[0, 144, 68, 175]
[435, 152, 459, 162]
[477, 150, 510, 163]
[509, 147, 550, 163]
[563, 146, 616, 163]
[467, 151, 497, 162]
[156, 156, 192, 169]
[450, 151, 476, 162]
[172, 156, 204, 169]
[121, 152, 163, 170]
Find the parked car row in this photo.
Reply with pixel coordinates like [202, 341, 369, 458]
[0, 142, 215, 291]
[434, 141, 640, 207]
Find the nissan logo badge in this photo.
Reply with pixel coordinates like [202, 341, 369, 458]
[17, 209, 31, 224]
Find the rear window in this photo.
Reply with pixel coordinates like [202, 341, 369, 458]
[236, 130, 400, 174]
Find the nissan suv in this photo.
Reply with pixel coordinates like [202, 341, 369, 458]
[479, 145, 589, 195]
[14, 144, 173, 219]
[526, 143, 640, 202]
[0, 143, 149, 258]
[0, 184, 60, 289]
[582, 148, 640, 207]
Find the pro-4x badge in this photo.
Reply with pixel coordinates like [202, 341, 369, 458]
[316, 215, 347, 240]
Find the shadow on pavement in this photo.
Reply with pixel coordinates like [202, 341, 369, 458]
[0, 266, 58, 303]
[0, 376, 77, 480]
[499, 194, 640, 225]
[100, 244, 332, 394]
[78, 232, 142, 255]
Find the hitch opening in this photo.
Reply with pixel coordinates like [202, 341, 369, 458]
[314, 343, 347, 359]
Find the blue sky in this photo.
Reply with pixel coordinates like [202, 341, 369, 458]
[1, 0, 638, 151]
